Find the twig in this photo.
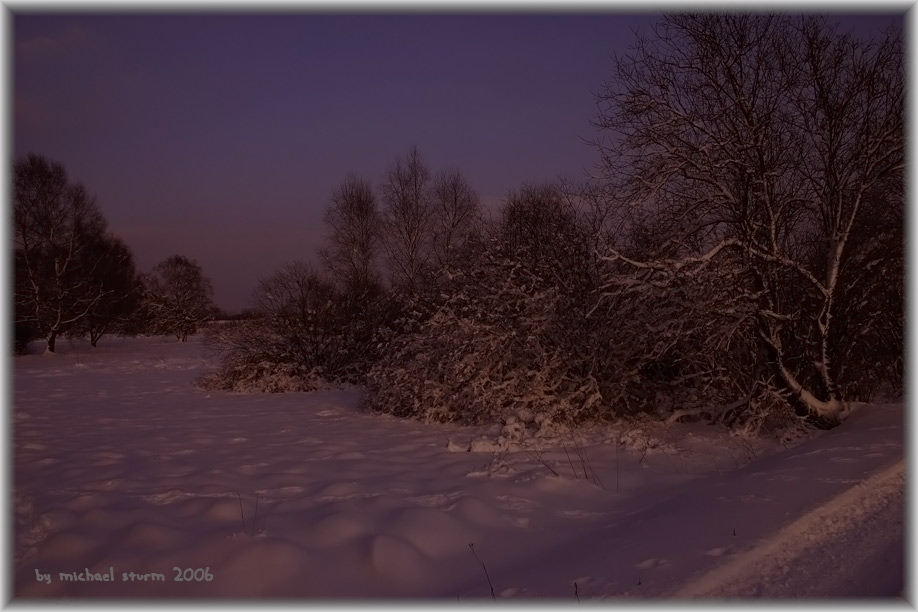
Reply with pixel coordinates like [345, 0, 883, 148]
[237, 492, 246, 534]
[562, 444, 579, 479]
[574, 437, 589, 480]
[575, 437, 605, 490]
[468, 543, 497, 601]
[585, 453, 605, 490]
[527, 450, 560, 477]
[575, 581, 581, 604]
[253, 493, 260, 535]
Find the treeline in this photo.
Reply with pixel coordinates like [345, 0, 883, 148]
[204, 15, 903, 433]
[13, 154, 217, 354]
[18, 15, 900, 435]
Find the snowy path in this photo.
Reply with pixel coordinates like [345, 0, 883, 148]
[464, 402, 904, 599]
[12, 336, 905, 600]
[677, 459, 904, 598]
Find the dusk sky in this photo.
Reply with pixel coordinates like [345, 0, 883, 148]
[13, 10, 904, 312]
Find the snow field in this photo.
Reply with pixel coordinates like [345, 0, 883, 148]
[12, 336, 904, 599]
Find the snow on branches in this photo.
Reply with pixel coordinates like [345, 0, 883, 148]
[592, 15, 903, 428]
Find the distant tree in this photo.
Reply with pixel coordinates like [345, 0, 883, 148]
[320, 174, 382, 292]
[592, 15, 904, 428]
[430, 168, 481, 273]
[14, 154, 111, 353]
[379, 146, 435, 289]
[142, 255, 215, 342]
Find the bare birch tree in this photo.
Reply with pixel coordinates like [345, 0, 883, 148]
[592, 15, 904, 428]
[14, 154, 111, 353]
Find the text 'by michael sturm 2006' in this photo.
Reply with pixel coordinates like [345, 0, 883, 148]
[34, 567, 214, 584]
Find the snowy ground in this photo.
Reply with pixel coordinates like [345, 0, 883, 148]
[11, 335, 906, 602]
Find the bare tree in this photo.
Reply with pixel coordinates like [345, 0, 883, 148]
[379, 146, 435, 289]
[320, 175, 381, 291]
[14, 154, 111, 353]
[430, 168, 481, 273]
[142, 255, 215, 342]
[72, 234, 144, 347]
[592, 15, 904, 427]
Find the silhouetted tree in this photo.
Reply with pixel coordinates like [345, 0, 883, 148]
[380, 147, 435, 290]
[69, 234, 144, 346]
[320, 174, 382, 292]
[430, 168, 481, 273]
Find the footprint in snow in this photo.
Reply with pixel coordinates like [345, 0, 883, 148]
[573, 575, 602, 587]
[818, 477, 859, 484]
[561, 509, 608, 519]
[498, 586, 534, 597]
[495, 495, 539, 512]
[237, 463, 270, 475]
[409, 491, 465, 510]
[636, 558, 668, 570]
[92, 451, 126, 467]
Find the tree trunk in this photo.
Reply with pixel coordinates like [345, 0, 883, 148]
[770, 360, 846, 429]
[756, 310, 846, 430]
[47, 332, 56, 353]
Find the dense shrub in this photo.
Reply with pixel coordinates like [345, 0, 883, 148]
[200, 262, 391, 393]
[363, 249, 603, 425]
[199, 320, 326, 393]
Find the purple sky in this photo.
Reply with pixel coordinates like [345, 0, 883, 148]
[13, 12, 904, 312]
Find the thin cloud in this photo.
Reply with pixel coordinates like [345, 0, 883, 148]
[16, 23, 95, 60]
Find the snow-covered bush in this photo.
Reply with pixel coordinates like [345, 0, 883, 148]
[364, 196, 607, 426]
[198, 319, 325, 393]
[201, 262, 392, 392]
[590, 246, 764, 419]
[364, 283, 602, 425]
[199, 349, 325, 393]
